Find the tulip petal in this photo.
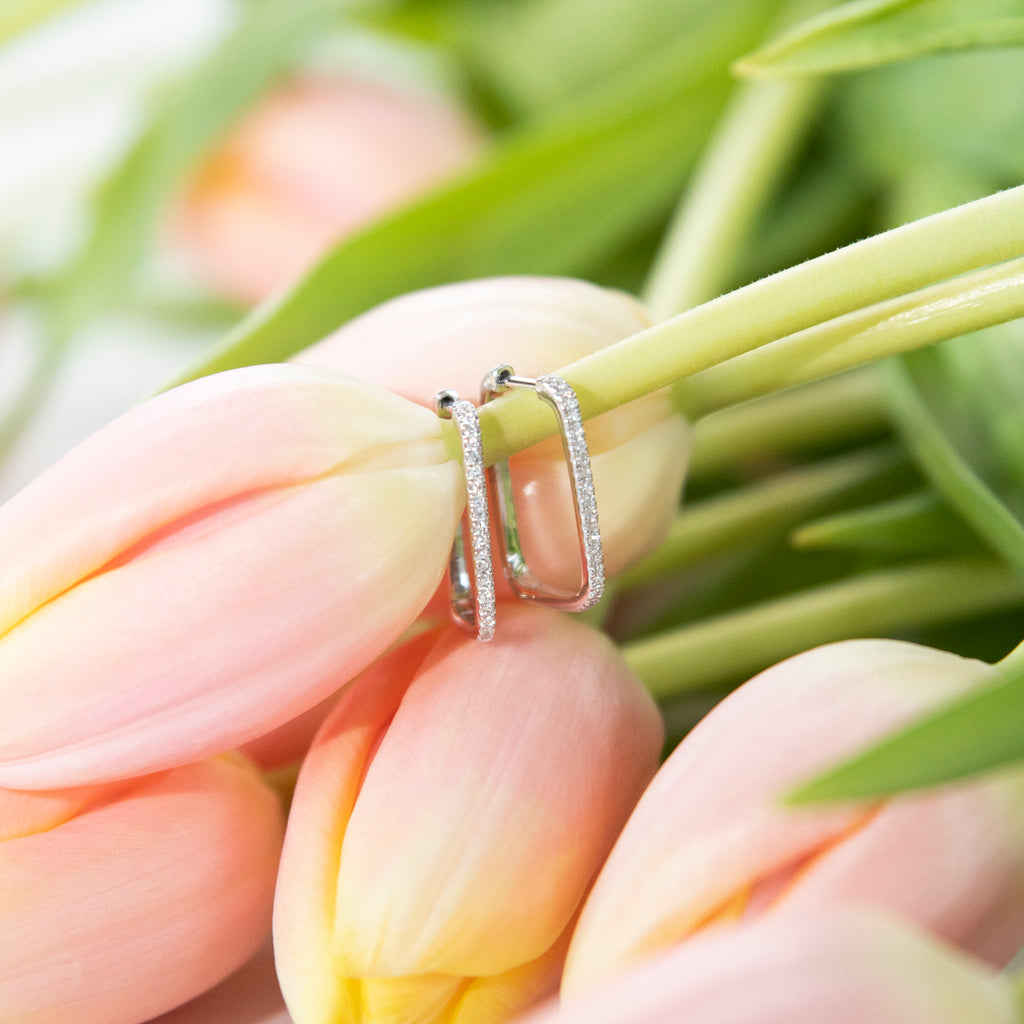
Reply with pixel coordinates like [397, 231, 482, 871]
[563, 639, 1006, 992]
[275, 608, 663, 1024]
[0, 366, 461, 787]
[177, 77, 484, 303]
[0, 754, 284, 1024]
[274, 631, 436, 1024]
[523, 909, 1018, 1024]
[332, 607, 662, 977]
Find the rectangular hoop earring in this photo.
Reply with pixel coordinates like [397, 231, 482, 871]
[436, 390, 496, 641]
[481, 365, 604, 612]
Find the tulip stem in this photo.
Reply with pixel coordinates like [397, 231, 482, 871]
[687, 367, 890, 479]
[674, 256, 1024, 419]
[642, 72, 823, 318]
[617, 444, 903, 589]
[478, 184, 1024, 462]
[621, 557, 1024, 700]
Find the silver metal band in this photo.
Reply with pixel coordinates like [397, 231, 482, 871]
[436, 390, 496, 641]
[481, 365, 605, 612]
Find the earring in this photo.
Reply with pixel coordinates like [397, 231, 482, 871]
[481, 365, 604, 612]
[435, 390, 496, 641]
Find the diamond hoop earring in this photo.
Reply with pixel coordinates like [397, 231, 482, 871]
[435, 389, 496, 641]
[480, 365, 604, 612]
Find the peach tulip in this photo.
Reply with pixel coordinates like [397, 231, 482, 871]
[0, 753, 284, 1024]
[273, 605, 663, 1024]
[176, 76, 485, 304]
[0, 364, 462, 788]
[144, 943, 290, 1024]
[563, 639, 1024, 994]
[295, 276, 692, 591]
[519, 909, 1019, 1024]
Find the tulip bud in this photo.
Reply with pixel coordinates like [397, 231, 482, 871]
[294, 276, 692, 590]
[0, 753, 284, 1024]
[175, 76, 485, 304]
[519, 909, 1019, 1024]
[563, 639, 1024, 994]
[0, 364, 462, 788]
[273, 605, 663, 1024]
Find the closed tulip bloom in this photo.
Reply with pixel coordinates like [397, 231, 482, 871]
[176, 76, 485, 304]
[519, 909, 1019, 1024]
[274, 605, 663, 1024]
[563, 639, 1024, 994]
[0, 753, 284, 1024]
[295, 276, 691, 591]
[0, 364, 462, 788]
[145, 944, 291, 1024]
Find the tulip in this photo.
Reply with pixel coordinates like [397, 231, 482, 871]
[295, 275, 692, 591]
[273, 605, 664, 1024]
[175, 76, 485, 304]
[0, 752, 285, 1024]
[518, 908, 1019, 1024]
[145, 943, 291, 1024]
[0, 363, 462, 788]
[563, 639, 1024, 994]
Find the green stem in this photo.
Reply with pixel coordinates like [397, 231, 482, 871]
[479, 183, 1024, 462]
[622, 556, 1024, 700]
[1008, 968, 1024, 1021]
[675, 256, 1024, 418]
[791, 491, 976, 556]
[688, 367, 888, 478]
[643, 75, 823, 317]
[618, 444, 902, 588]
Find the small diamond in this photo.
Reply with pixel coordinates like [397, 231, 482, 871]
[447, 399, 496, 641]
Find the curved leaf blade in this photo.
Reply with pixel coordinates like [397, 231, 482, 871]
[791, 654, 1024, 800]
[884, 351, 1024, 578]
[737, 0, 1024, 78]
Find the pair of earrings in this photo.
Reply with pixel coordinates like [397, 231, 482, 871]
[435, 364, 605, 642]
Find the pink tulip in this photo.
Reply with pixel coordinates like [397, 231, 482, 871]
[0, 752, 285, 1024]
[175, 76, 485, 304]
[144, 943, 290, 1024]
[273, 605, 663, 1024]
[563, 639, 1024, 994]
[295, 276, 691, 591]
[519, 909, 1019, 1024]
[0, 364, 462, 788]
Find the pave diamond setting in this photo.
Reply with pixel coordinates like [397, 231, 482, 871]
[436, 391, 496, 641]
[481, 365, 605, 612]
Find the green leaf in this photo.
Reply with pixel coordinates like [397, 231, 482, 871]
[830, 50, 1024, 198]
[40, 0, 353, 338]
[939, 322, 1024, 502]
[461, 0, 771, 115]
[622, 555, 1024, 700]
[164, 5, 761, 386]
[790, 654, 1024, 801]
[737, 0, 1024, 78]
[792, 489, 980, 555]
[621, 444, 905, 587]
[885, 347, 1024, 578]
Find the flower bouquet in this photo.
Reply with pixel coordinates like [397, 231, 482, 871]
[3, 1, 1024, 1022]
